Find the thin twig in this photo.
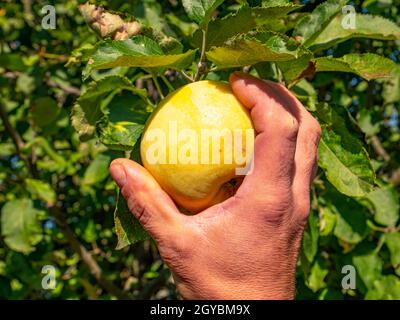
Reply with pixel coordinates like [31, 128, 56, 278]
[161, 75, 174, 92]
[49, 205, 131, 299]
[0, 103, 38, 177]
[274, 63, 283, 84]
[370, 135, 390, 162]
[390, 168, 400, 187]
[194, 26, 208, 81]
[152, 75, 165, 99]
[46, 77, 80, 96]
[179, 70, 195, 82]
[0, 102, 131, 300]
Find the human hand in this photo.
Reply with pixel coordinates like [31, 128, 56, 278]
[109, 72, 321, 299]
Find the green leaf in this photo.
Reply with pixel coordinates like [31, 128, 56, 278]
[302, 210, 319, 263]
[318, 287, 343, 300]
[309, 14, 400, 51]
[332, 192, 369, 244]
[97, 92, 150, 151]
[308, 258, 329, 292]
[166, 13, 199, 38]
[0, 54, 26, 72]
[315, 53, 396, 81]
[71, 75, 145, 141]
[114, 190, 149, 250]
[1, 199, 43, 253]
[182, 0, 225, 26]
[357, 107, 381, 137]
[141, 27, 184, 55]
[318, 129, 375, 197]
[82, 220, 97, 243]
[385, 232, 400, 269]
[29, 97, 60, 129]
[293, 0, 348, 47]
[353, 251, 383, 290]
[291, 79, 318, 111]
[16, 74, 35, 95]
[365, 275, 400, 300]
[25, 179, 56, 205]
[316, 103, 375, 197]
[206, 31, 305, 68]
[277, 52, 314, 84]
[366, 185, 399, 227]
[191, 4, 301, 49]
[319, 206, 336, 236]
[98, 122, 144, 151]
[84, 36, 196, 78]
[82, 154, 112, 186]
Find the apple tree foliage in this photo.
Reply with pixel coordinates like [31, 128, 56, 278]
[0, 0, 399, 299]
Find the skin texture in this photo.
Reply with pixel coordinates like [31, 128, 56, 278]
[109, 72, 322, 299]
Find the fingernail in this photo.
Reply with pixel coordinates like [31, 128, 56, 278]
[110, 164, 126, 187]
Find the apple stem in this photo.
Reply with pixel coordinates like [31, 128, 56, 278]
[194, 26, 208, 81]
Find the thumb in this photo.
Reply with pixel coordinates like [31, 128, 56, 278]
[109, 158, 186, 240]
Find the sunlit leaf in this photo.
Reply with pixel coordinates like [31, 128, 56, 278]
[71, 75, 146, 141]
[316, 103, 375, 197]
[315, 53, 396, 81]
[365, 275, 400, 300]
[367, 185, 399, 227]
[385, 232, 400, 270]
[83, 36, 196, 78]
[309, 14, 400, 51]
[114, 190, 149, 250]
[25, 179, 56, 205]
[293, 0, 348, 47]
[1, 199, 43, 254]
[308, 258, 329, 292]
[82, 154, 112, 186]
[206, 31, 305, 68]
[192, 4, 301, 49]
[302, 210, 319, 263]
[97, 92, 150, 151]
[182, 0, 225, 26]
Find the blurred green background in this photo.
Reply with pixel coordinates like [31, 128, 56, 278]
[0, 0, 399, 299]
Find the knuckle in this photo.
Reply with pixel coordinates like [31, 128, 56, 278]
[308, 118, 322, 140]
[295, 201, 311, 223]
[314, 119, 322, 136]
[255, 193, 294, 226]
[303, 121, 322, 150]
[278, 114, 299, 140]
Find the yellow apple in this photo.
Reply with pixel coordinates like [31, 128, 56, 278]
[140, 80, 254, 213]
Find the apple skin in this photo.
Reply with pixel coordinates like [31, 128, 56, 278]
[140, 80, 254, 213]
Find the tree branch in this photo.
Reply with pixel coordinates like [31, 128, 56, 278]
[0, 103, 38, 177]
[370, 135, 390, 162]
[390, 168, 400, 187]
[49, 206, 131, 299]
[194, 26, 208, 81]
[369, 135, 400, 187]
[0, 103, 130, 299]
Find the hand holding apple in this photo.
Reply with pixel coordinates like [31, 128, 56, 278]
[109, 72, 321, 299]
